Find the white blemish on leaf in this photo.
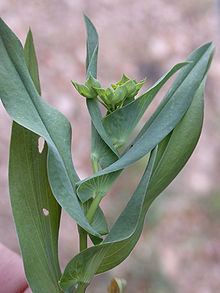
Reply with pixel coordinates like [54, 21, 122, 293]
[42, 208, 49, 216]
[38, 137, 45, 153]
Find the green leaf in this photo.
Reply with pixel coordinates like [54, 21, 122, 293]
[59, 148, 157, 290]
[91, 125, 118, 169]
[0, 18, 98, 236]
[9, 31, 61, 293]
[10, 127, 62, 293]
[81, 16, 120, 210]
[83, 15, 114, 243]
[147, 79, 206, 199]
[76, 42, 214, 203]
[84, 15, 118, 158]
[87, 99, 118, 157]
[84, 14, 98, 79]
[24, 29, 41, 95]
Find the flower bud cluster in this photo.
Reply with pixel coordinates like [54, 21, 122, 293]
[72, 74, 145, 112]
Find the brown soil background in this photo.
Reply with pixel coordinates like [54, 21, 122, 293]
[0, 1, 220, 292]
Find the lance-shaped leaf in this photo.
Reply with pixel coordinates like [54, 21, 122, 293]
[59, 148, 157, 290]
[24, 30, 41, 94]
[84, 15, 118, 159]
[0, 18, 98, 236]
[10, 128, 62, 293]
[9, 31, 62, 293]
[76, 42, 214, 203]
[59, 69, 208, 290]
[147, 79, 206, 199]
[83, 15, 117, 238]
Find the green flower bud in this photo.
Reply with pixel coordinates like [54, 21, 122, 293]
[72, 81, 95, 98]
[86, 74, 101, 90]
[94, 87, 109, 105]
[113, 84, 127, 105]
[72, 74, 102, 99]
[111, 74, 130, 89]
[105, 87, 114, 101]
[126, 79, 146, 99]
[73, 73, 146, 112]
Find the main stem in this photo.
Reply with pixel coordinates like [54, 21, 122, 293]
[78, 157, 100, 252]
[77, 142, 102, 291]
[86, 193, 102, 223]
[78, 226, 87, 251]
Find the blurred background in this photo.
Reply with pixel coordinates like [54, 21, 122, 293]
[0, 0, 220, 292]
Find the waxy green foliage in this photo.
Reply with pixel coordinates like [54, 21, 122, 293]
[0, 15, 213, 293]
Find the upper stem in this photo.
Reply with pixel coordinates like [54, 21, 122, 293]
[78, 226, 87, 251]
[86, 193, 102, 223]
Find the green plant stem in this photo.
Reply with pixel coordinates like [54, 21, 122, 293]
[77, 157, 100, 253]
[91, 156, 100, 173]
[86, 156, 102, 222]
[78, 226, 87, 251]
[86, 193, 102, 223]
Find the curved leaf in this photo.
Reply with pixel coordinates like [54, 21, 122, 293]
[84, 15, 118, 160]
[0, 18, 98, 236]
[147, 80, 205, 199]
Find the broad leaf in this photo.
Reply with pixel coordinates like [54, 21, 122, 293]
[76, 42, 214, 202]
[0, 18, 98, 236]
[9, 31, 62, 293]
